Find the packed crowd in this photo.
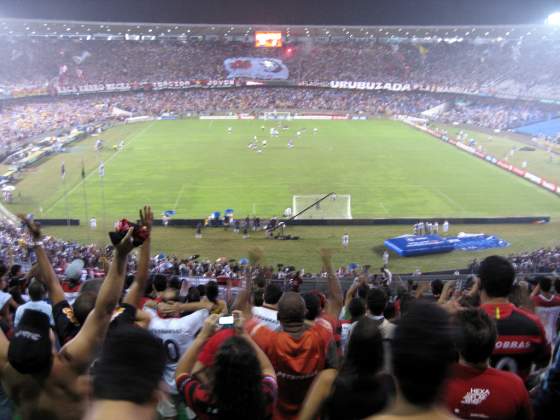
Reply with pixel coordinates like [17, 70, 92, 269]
[436, 100, 555, 130]
[0, 207, 559, 420]
[1, 88, 558, 152]
[2, 37, 560, 100]
[0, 89, 443, 147]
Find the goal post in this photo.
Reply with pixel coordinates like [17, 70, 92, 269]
[292, 194, 352, 220]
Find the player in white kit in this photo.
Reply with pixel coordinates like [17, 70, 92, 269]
[148, 308, 210, 419]
[382, 250, 389, 266]
[443, 220, 449, 234]
[342, 232, 349, 248]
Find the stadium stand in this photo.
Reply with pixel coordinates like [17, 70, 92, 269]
[0, 19, 559, 420]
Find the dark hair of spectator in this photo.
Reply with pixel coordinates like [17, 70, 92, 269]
[391, 301, 454, 407]
[264, 284, 282, 305]
[348, 297, 366, 322]
[253, 289, 264, 307]
[384, 301, 396, 321]
[324, 318, 390, 418]
[454, 308, 497, 364]
[398, 293, 415, 317]
[73, 292, 97, 325]
[186, 286, 201, 303]
[93, 324, 165, 404]
[153, 274, 167, 292]
[28, 280, 46, 301]
[211, 336, 266, 419]
[357, 285, 369, 300]
[168, 276, 182, 291]
[10, 264, 22, 277]
[367, 288, 388, 316]
[479, 256, 515, 298]
[431, 279, 443, 297]
[537, 276, 552, 293]
[197, 284, 207, 297]
[206, 281, 219, 303]
[277, 292, 305, 324]
[79, 279, 102, 294]
[303, 293, 321, 321]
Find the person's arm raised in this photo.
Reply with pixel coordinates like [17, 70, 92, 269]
[123, 206, 153, 308]
[19, 215, 66, 306]
[233, 248, 262, 316]
[234, 310, 275, 379]
[321, 249, 343, 317]
[176, 314, 218, 378]
[61, 227, 135, 372]
[298, 369, 337, 420]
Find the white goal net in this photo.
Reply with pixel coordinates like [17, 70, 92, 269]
[292, 194, 352, 220]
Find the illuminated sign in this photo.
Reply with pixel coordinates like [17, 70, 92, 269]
[255, 31, 283, 47]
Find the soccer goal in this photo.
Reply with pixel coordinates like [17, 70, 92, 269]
[292, 194, 352, 220]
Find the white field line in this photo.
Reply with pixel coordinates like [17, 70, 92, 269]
[46, 122, 154, 214]
[173, 184, 186, 210]
[379, 202, 389, 215]
[432, 187, 465, 212]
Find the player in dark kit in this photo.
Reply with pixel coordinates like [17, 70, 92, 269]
[478, 256, 550, 383]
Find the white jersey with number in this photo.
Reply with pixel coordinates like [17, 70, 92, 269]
[148, 308, 209, 394]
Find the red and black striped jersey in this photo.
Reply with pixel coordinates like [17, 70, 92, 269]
[481, 302, 550, 383]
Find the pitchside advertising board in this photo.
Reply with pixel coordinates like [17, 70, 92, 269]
[403, 118, 560, 197]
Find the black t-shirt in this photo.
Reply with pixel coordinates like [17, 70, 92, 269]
[53, 300, 137, 344]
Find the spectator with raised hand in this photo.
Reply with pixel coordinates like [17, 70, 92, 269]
[0, 214, 136, 420]
[122, 206, 153, 309]
[479, 256, 550, 383]
[368, 302, 455, 420]
[444, 309, 531, 420]
[300, 317, 394, 420]
[175, 310, 277, 419]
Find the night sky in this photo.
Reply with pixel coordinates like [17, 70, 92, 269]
[1, 0, 559, 25]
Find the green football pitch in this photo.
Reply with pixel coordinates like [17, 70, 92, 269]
[6, 118, 560, 272]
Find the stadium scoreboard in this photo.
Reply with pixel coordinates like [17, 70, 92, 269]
[255, 31, 283, 48]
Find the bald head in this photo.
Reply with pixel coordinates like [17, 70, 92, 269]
[278, 292, 305, 324]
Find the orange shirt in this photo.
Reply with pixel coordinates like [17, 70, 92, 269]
[247, 319, 336, 420]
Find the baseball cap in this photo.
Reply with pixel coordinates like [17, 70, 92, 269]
[8, 310, 53, 375]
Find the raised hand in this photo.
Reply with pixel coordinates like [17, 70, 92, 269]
[114, 227, 134, 256]
[18, 214, 42, 241]
[232, 310, 246, 334]
[320, 248, 333, 264]
[139, 205, 153, 234]
[200, 314, 219, 339]
[248, 247, 264, 266]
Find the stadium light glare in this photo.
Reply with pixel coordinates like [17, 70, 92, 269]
[546, 12, 560, 25]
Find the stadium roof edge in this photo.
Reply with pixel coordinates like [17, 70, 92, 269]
[0, 17, 558, 40]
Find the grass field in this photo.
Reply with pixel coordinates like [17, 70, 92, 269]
[6, 119, 560, 272]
